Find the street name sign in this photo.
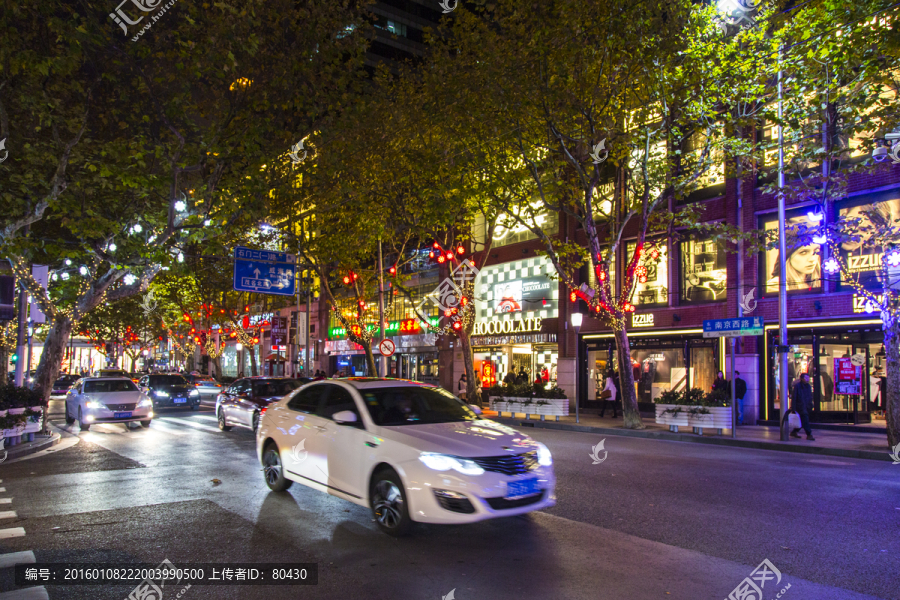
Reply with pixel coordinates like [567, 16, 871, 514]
[702, 317, 764, 338]
[233, 247, 296, 296]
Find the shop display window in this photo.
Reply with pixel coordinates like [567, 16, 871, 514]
[626, 241, 668, 306]
[631, 349, 686, 403]
[680, 239, 727, 303]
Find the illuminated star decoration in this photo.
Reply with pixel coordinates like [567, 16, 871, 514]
[885, 250, 900, 268]
[822, 257, 840, 274]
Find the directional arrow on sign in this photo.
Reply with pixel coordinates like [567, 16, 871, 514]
[253, 268, 261, 278]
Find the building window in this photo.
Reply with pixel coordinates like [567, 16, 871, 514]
[626, 241, 668, 306]
[761, 211, 822, 295]
[473, 204, 559, 249]
[837, 192, 900, 289]
[680, 238, 727, 303]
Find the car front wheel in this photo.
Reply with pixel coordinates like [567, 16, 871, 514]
[77, 407, 90, 431]
[65, 402, 75, 425]
[262, 444, 292, 492]
[370, 468, 412, 536]
[218, 409, 232, 431]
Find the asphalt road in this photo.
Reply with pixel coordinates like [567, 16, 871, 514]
[0, 399, 896, 600]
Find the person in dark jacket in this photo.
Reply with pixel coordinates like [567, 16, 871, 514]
[790, 372, 815, 440]
[734, 371, 747, 425]
[712, 371, 729, 394]
[503, 371, 516, 385]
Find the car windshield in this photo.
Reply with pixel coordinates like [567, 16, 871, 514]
[361, 386, 478, 426]
[253, 380, 302, 397]
[148, 375, 189, 386]
[84, 380, 137, 393]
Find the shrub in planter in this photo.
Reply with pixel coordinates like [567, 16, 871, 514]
[0, 385, 43, 434]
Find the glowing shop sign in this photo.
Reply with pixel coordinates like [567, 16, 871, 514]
[472, 317, 542, 336]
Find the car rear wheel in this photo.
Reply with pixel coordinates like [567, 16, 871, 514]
[252, 411, 260, 432]
[217, 409, 232, 431]
[65, 402, 75, 425]
[262, 444, 292, 492]
[370, 468, 412, 536]
[77, 407, 90, 431]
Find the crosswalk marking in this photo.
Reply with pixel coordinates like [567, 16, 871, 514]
[0, 499, 11, 505]
[0, 488, 5, 493]
[0, 551, 35, 569]
[157, 417, 221, 434]
[0, 528, 25, 540]
[142, 421, 187, 436]
[0, 586, 50, 600]
[0, 512, 16, 520]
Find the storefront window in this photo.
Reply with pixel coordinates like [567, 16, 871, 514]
[632, 349, 686, 403]
[626, 241, 668, 306]
[472, 205, 559, 249]
[690, 346, 716, 393]
[838, 193, 900, 289]
[680, 239, 727, 303]
[762, 212, 822, 294]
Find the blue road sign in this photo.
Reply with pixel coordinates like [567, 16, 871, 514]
[233, 246, 296, 264]
[703, 317, 764, 338]
[234, 259, 296, 295]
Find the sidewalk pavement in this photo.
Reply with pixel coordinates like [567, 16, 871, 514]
[483, 410, 897, 462]
[1, 432, 62, 463]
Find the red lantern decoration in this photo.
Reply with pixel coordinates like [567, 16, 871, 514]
[650, 248, 660, 260]
[433, 242, 441, 249]
[456, 245, 465, 255]
[389, 265, 396, 275]
[599, 271, 606, 281]
[437, 255, 446, 264]
[429, 251, 435, 259]
[452, 321, 462, 330]
[343, 275, 351, 285]
[446, 252, 454, 260]
[569, 291, 577, 302]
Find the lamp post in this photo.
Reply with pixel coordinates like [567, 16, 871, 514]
[571, 312, 583, 423]
[236, 342, 243, 376]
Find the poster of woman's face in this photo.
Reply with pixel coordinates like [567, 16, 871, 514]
[838, 198, 900, 276]
[763, 215, 822, 293]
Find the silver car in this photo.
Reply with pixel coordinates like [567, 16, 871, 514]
[187, 375, 224, 402]
[64, 377, 154, 430]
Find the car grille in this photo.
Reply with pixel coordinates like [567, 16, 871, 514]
[105, 403, 137, 411]
[485, 491, 545, 511]
[433, 491, 476, 514]
[471, 451, 539, 476]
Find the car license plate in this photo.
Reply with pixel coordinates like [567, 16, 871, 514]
[114, 412, 132, 419]
[173, 398, 187, 403]
[505, 478, 540, 499]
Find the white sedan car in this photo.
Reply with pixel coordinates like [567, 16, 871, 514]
[64, 377, 154, 430]
[256, 378, 556, 536]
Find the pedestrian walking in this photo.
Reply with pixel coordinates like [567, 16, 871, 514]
[458, 373, 468, 401]
[789, 372, 815, 440]
[734, 370, 747, 425]
[599, 369, 618, 418]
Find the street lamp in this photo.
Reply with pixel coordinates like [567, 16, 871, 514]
[571, 312, 583, 423]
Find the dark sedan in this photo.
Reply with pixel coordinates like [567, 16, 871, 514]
[216, 377, 303, 432]
[138, 373, 201, 410]
[52, 374, 81, 395]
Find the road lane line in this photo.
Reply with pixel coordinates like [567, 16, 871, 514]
[0, 488, 5, 492]
[0, 528, 25, 540]
[157, 418, 222, 434]
[0, 586, 50, 599]
[141, 421, 187, 436]
[0, 499, 11, 504]
[0, 551, 35, 569]
[0, 512, 16, 520]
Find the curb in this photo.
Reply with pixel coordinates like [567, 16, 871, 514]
[2, 432, 63, 462]
[492, 417, 895, 463]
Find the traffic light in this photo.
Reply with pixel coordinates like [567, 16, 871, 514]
[10, 352, 18, 363]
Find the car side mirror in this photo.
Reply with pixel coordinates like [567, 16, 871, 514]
[332, 410, 358, 424]
[469, 404, 483, 416]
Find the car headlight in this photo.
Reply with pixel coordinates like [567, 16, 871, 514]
[154, 390, 169, 397]
[536, 442, 552, 466]
[85, 400, 104, 409]
[189, 389, 200, 397]
[138, 399, 152, 408]
[419, 452, 485, 476]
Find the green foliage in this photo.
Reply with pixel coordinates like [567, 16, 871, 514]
[0, 384, 44, 409]
[654, 387, 730, 407]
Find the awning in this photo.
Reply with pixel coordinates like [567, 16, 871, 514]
[264, 353, 287, 361]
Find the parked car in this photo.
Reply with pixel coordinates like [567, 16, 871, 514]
[184, 374, 224, 402]
[51, 374, 81, 395]
[64, 377, 153, 430]
[256, 378, 556, 536]
[138, 373, 201, 410]
[216, 377, 304, 432]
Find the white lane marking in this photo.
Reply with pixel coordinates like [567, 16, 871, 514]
[0, 499, 11, 504]
[0, 527, 25, 540]
[0, 488, 5, 492]
[139, 421, 186, 436]
[0, 511, 16, 520]
[0, 551, 36, 569]
[0, 586, 50, 600]
[157, 417, 222, 434]
[190, 414, 219, 423]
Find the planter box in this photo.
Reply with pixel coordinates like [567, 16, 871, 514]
[24, 406, 43, 434]
[687, 406, 733, 432]
[3, 407, 26, 438]
[490, 396, 569, 417]
[655, 404, 689, 429]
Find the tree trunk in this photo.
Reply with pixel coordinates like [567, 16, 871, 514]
[0, 346, 7, 383]
[459, 331, 482, 407]
[614, 325, 644, 429]
[363, 340, 377, 377]
[212, 355, 221, 379]
[884, 313, 900, 448]
[249, 346, 258, 377]
[34, 315, 74, 433]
